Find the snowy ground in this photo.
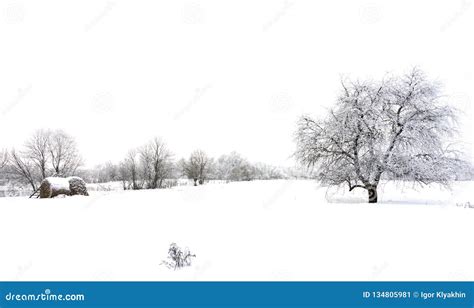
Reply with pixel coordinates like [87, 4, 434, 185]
[0, 180, 472, 281]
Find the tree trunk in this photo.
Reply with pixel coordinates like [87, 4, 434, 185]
[193, 179, 198, 186]
[367, 185, 378, 203]
[29, 181, 37, 193]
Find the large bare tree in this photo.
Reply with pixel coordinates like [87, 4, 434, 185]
[295, 68, 468, 203]
[6, 129, 83, 192]
[139, 138, 173, 189]
[24, 129, 51, 179]
[48, 130, 82, 176]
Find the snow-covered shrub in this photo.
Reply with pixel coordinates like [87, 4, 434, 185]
[161, 243, 196, 270]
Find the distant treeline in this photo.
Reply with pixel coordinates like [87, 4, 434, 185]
[0, 130, 313, 193]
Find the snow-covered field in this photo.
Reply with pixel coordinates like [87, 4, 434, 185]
[0, 180, 472, 281]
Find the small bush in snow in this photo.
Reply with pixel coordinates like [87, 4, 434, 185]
[161, 243, 196, 270]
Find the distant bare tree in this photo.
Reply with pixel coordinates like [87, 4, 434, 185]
[48, 130, 82, 176]
[0, 149, 8, 170]
[139, 138, 173, 189]
[8, 149, 39, 191]
[118, 161, 129, 190]
[139, 145, 153, 187]
[123, 149, 140, 190]
[295, 68, 469, 203]
[94, 161, 119, 183]
[253, 163, 284, 180]
[215, 152, 254, 182]
[181, 150, 213, 185]
[24, 129, 51, 179]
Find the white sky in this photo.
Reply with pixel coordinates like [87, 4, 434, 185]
[1, 0, 473, 167]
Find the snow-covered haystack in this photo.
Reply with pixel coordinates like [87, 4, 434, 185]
[39, 177, 89, 198]
[68, 177, 89, 196]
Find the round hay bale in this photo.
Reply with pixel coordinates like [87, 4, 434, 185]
[39, 177, 70, 198]
[68, 176, 89, 196]
[39, 176, 88, 198]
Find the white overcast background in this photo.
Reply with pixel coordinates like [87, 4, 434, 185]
[0, 0, 473, 168]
